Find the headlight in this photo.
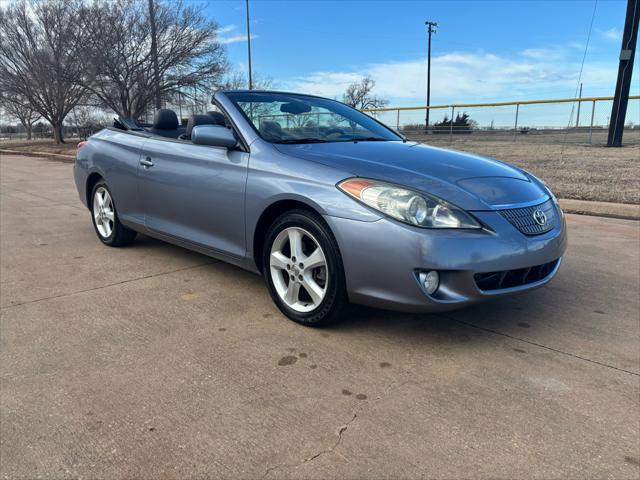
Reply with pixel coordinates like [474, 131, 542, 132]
[337, 178, 481, 229]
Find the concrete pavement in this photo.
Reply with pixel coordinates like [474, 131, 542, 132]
[1, 154, 639, 479]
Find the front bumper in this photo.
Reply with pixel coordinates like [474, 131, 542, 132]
[324, 208, 567, 312]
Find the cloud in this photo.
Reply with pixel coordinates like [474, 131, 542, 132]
[285, 49, 619, 104]
[219, 33, 258, 45]
[600, 27, 622, 41]
[218, 25, 257, 44]
[219, 25, 238, 34]
[521, 48, 565, 61]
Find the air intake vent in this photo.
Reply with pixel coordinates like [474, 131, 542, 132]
[474, 259, 560, 291]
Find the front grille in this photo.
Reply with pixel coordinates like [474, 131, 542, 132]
[499, 199, 556, 235]
[474, 259, 559, 291]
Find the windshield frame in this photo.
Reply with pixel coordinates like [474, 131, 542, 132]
[224, 90, 403, 145]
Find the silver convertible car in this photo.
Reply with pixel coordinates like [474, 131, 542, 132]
[74, 90, 567, 326]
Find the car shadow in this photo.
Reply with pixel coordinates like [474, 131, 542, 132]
[128, 234, 554, 346]
[323, 293, 552, 347]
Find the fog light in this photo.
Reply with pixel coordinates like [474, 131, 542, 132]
[419, 270, 440, 295]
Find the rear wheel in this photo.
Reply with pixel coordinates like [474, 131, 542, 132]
[263, 210, 347, 326]
[91, 181, 136, 247]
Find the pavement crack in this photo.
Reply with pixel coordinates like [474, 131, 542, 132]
[447, 316, 640, 377]
[261, 413, 357, 479]
[1, 262, 215, 310]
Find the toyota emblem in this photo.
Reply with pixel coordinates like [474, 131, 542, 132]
[533, 209, 547, 226]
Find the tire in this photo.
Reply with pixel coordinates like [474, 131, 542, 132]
[90, 180, 137, 247]
[262, 209, 348, 326]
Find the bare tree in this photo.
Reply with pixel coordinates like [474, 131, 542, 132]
[0, 0, 87, 143]
[219, 71, 274, 90]
[69, 105, 111, 140]
[0, 94, 41, 140]
[78, 0, 228, 120]
[343, 76, 388, 110]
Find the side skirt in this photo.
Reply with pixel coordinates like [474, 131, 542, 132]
[119, 217, 261, 275]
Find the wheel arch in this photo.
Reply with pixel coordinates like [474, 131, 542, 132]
[85, 171, 104, 207]
[252, 199, 326, 274]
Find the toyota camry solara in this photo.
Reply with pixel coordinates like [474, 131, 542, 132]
[74, 90, 567, 326]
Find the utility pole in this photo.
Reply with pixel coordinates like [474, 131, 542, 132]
[148, 0, 161, 110]
[607, 0, 639, 147]
[246, 0, 253, 90]
[576, 82, 583, 127]
[425, 21, 437, 132]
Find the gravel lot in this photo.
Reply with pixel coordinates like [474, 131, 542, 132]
[1, 154, 639, 479]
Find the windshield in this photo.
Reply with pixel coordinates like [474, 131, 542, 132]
[226, 91, 401, 144]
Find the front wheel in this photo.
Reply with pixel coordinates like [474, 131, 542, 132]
[91, 181, 137, 247]
[263, 210, 348, 326]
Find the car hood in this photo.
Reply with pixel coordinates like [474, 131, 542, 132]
[274, 141, 547, 210]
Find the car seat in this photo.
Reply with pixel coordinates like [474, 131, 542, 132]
[150, 109, 181, 138]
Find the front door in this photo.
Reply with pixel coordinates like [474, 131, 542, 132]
[138, 138, 249, 258]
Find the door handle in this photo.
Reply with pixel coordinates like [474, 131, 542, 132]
[140, 157, 154, 168]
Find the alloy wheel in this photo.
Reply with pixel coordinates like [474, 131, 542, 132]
[93, 187, 115, 238]
[269, 227, 328, 313]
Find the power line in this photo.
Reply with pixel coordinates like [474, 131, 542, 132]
[561, 0, 597, 156]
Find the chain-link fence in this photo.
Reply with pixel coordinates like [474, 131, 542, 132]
[364, 96, 640, 147]
[2, 95, 639, 147]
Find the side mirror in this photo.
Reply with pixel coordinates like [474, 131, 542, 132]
[191, 125, 237, 149]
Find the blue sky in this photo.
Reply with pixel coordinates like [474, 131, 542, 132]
[196, 0, 638, 126]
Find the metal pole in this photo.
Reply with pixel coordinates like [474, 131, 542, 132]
[589, 100, 596, 144]
[246, 0, 253, 90]
[576, 82, 582, 127]
[513, 103, 519, 141]
[449, 105, 455, 143]
[425, 21, 437, 131]
[396, 109, 400, 131]
[426, 26, 431, 130]
[608, 0, 639, 146]
[148, 0, 161, 110]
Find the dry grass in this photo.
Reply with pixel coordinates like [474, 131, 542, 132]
[406, 130, 640, 205]
[3, 131, 639, 204]
[0, 138, 78, 157]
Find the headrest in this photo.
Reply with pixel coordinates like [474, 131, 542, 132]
[206, 111, 227, 126]
[260, 121, 283, 139]
[153, 109, 179, 130]
[186, 114, 218, 137]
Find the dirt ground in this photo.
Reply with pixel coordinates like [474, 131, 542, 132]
[2, 129, 639, 204]
[0, 138, 79, 156]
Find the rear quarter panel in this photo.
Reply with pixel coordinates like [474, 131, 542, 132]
[75, 129, 148, 225]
